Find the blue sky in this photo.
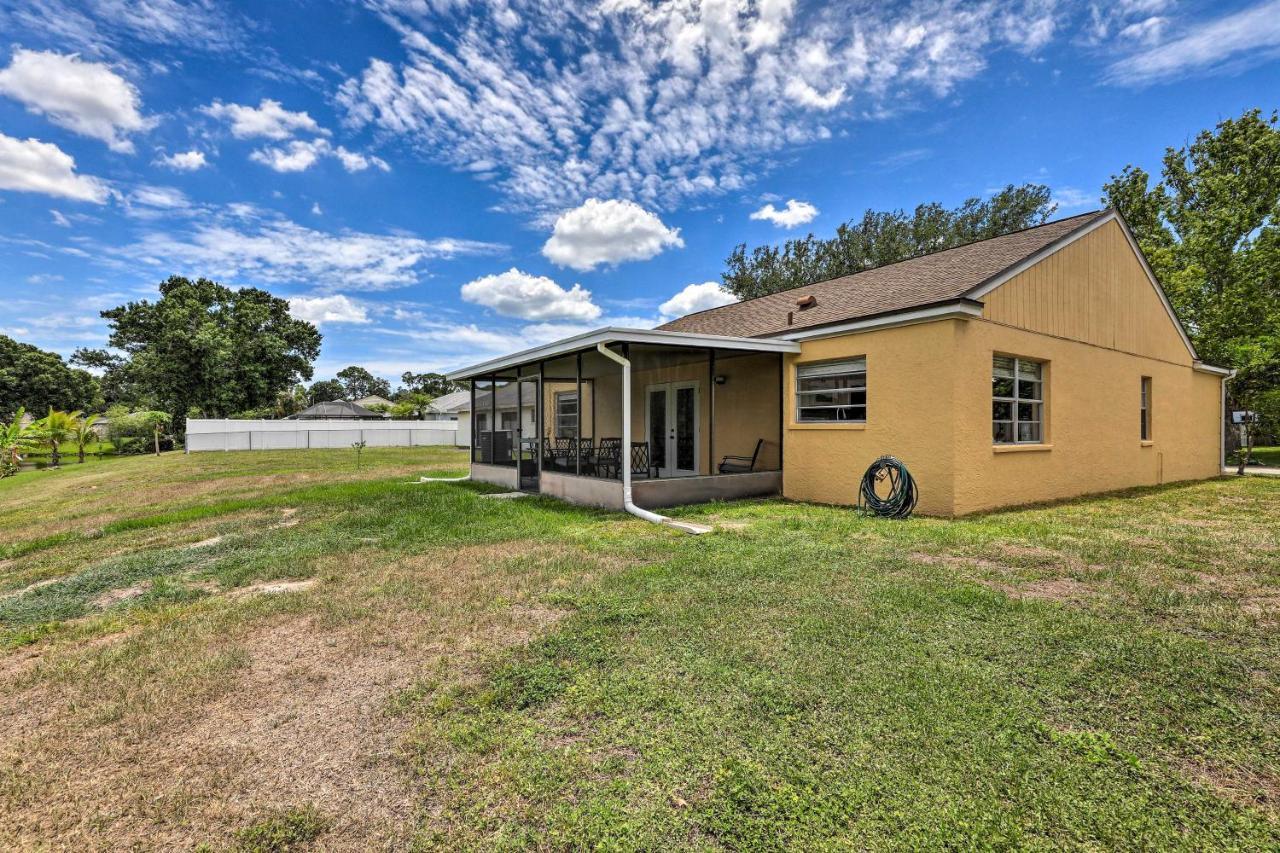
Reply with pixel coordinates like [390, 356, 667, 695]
[1, 0, 1277, 386]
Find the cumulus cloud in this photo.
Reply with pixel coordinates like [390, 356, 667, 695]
[1105, 0, 1280, 84]
[542, 199, 683, 271]
[155, 149, 208, 171]
[750, 198, 818, 228]
[250, 138, 390, 173]
[337, 0, 1057, 214]
[0, 49, 151, 152]
[659, 281, 738, 321]
[110, 207, 505, 290]
[202, 98, 328, 140]
[0, 132, 110, 202]
[460, 268, 602, 321]
[250, 138, 329, 172]
[289, 294, 371, 325]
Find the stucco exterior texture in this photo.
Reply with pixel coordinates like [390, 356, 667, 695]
[782, 219, 1224, 516]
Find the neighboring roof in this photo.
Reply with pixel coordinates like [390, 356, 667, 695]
[351, 395, 394, 408]
[290, 400, 384, 420]
[446, 327, 800, 382]
[461, 383, 529, 413]
[427, 390, 471, 413]
[657, 210, 1111, 339]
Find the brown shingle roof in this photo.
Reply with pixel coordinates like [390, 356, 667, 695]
[657, 210, 1109, 338]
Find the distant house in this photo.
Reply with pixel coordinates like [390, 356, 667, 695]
[423, 390, 469, 421]
[289, 400, 385, 420]
[351, 395, 394, 413]
[447, 209, 1231, 516]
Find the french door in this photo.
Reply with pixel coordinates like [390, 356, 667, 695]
[646, 381, 699, 477]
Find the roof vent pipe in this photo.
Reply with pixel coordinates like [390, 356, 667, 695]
[596, 343, 709, 535]
[796, 295, 817, 309]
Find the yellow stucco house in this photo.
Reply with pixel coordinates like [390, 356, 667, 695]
[448, 209, 1231, 517]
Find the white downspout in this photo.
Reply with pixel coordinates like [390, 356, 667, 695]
[596, 343, 709, 534]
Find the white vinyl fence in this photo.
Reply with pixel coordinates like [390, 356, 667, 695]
[185, 418, 460, 452]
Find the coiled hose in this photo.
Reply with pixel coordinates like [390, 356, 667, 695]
[857, 455, 918, 519]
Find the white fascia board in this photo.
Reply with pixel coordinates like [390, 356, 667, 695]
[773, 301, 983, 342]
[446, 326, 800, 380]
[1193, 362, 1234, 377]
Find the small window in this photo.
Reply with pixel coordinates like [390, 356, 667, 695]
[500, 410, 519, 431]
[1140, 377, 1152, 441]
[555, 392, 578, 438]
[993, 355, 1044, 444]
[476, 412, 488, 432]
[796, 358, 866, 423]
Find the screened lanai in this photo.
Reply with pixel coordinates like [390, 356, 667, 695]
[450, 328, 800, 510]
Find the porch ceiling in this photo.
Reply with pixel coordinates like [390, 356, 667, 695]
[445, 326, 801, 381]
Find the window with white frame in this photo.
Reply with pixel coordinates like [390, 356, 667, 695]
[500, 410, 519, 432]
[1140, 377, 1152, 441]
[555, 392, 578, 437]
[476, 411, 488, 432]
[796, 358, 867, 423]
[993, 355, 1044, 443]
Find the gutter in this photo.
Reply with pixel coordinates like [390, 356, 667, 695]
[595, 343, 710, 535]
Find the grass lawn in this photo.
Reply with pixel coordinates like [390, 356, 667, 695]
[1, 449, 1277, 849]
[1238, 446, 1280, 467]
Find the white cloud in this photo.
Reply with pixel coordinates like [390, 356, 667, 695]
[289, 294, 370, 325]
[541, 198, 683, 271]
[155, 149, 208, 171]
[4, 0, 246, 57]
[50, 209, 71, 227]
[1105, 0, 1280, 84]
[129, 184, 188, 209]
[332, 145, 390, 173]
[202, 98, 328, 140]
[460, 268, 602, 321]
[111, 208, 504, 291]
[0, 49, 151, 152]
[250, 138, 329, 172]
[0, 133, 110, 203]
[338, 0, 1057, 214]
[750, 199, 818, 228]
[311, 202, 323, 215]
[659, 281, 738, 321]
[249, 138, 390, 173]
[1052, 186, 1095, 210]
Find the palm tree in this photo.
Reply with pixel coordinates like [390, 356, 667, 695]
[73, 414, 101, 463]
[33, 408, 82, 469]
[1, 407, 41, 477]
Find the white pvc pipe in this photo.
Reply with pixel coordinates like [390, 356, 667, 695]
[595, 343, 673, 527]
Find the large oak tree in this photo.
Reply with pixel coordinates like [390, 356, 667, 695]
[79, 276, 321, 427]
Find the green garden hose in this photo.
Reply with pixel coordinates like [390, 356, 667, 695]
[857, 455, 918, 519]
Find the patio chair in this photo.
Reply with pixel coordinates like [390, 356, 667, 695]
[718, 439, 764, 474]
[577, 437, 596, 475]
[596, 437, 622, 479]
[630, 442, 658, 479]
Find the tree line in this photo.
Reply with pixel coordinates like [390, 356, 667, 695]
[2, 275, 461, 436]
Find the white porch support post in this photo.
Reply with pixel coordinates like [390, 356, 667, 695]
[596, 343, 709, 535]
